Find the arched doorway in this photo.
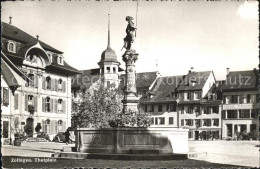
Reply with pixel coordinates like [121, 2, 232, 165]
[25, 118, 34, 136]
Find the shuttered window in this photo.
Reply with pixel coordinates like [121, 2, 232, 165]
[169, 117, 174, 125]
[58, 99, 63, 113]
[58, 120, 63, 132]
[3, 121, 9, 138]
[3, 87, 9, 106]
[45, 97, 51, 112]
[46, 77, 51, 90]
[28, 73, 34, 87]
[58, 79, 62, 91]
[43, 119, 50, 134]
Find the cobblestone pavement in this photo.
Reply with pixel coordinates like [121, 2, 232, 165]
[2, 141, 258, 168]
[189, 140, 259, 168]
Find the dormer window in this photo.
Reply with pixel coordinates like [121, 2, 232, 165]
[7, 41, 16, 53]
[57, 56, 63, 65]
[191, 80, 197, 86]
[47, 52, 52, 62]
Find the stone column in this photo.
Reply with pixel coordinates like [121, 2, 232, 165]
[121, 50, 139, 113]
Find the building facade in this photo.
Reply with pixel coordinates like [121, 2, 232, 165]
[177, 71, 223, 140]
[221, 69, 259, 139]
[1, 21, 80, 141]
[139, 76, 182, 127]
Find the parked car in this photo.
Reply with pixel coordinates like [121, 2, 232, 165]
[53, 132, 66, 143]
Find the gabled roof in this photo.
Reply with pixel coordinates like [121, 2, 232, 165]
[1, 22, 63, 54]
[220, 69, 258, 91]
[119, 72, 158, 90]
[71, 68, 100, 89]
[202, 83, 223, 101]
[139, 75, 184, 103]
[1, 52, 29, 87]
[178, 71, 212, 91]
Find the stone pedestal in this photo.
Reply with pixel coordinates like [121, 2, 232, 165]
[122, 50, 139, 113]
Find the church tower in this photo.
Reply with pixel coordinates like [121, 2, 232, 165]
[98, 13, 120, 87]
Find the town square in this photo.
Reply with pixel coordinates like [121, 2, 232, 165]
[1, 0, 259, 168]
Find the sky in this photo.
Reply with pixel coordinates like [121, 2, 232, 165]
[1, 0, 258, 80]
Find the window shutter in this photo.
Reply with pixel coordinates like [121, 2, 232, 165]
[3, 88, 9, 106]
[54, 120, 58, 134]
[25, 94, 28, 111]
[51, 79, 54, 91]
[55, 79, 58, 91]
[63, 81, 66, 93]
[191, 119, 194, 126]
[52, 99, 55, 113]
[42, 97, 45, 112]
[42, 120, 45, 132]
[55, 99, 58, 113]
[62, 121, 67, 132]
[50, 120, 55, 134]
[35, 74, 38, 88]
[50, 98, 53, 113]
[42, 77, 46, 89]
[63, 100, 66, 113]
[15, 94, 18, 110]
[34, 96, 38, 110]
[191, 92, 194, 100]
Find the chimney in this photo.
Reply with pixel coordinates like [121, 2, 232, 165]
[226, 68, 230, 75]
[9, 16, 12, 25]
[189, 67, 194, 73]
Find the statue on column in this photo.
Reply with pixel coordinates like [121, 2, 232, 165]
[122, 16, 137, 51]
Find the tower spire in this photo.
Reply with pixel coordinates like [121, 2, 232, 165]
[107, 12, 111, 49]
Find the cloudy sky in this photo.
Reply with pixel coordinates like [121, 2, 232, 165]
[1, 1, 258, 80]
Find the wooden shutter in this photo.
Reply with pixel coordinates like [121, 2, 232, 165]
[50, 98, 53, 113]
[55, 120, 58, 134]
[25, 94, 28, 111]
[50, 120, 55, 134]
[191, 92, 194, 100]
[55, 99, 58, 113]
[42, 97, 45, 112]
[42, 120, 45, 132]
[35, 74, 38, 88]
[42, 77, 46, 89]
[34, 96, 38, 110]
[62, 121, 67, 132]
[63, 100, 66, 113]
[62, 81, 66, 93]
[55, 79, 58, 91]
[52, 99, 55, 113]
[15, 93, 18, 110]
[3, 88, 9, 106]
[51, 79, 54, 91]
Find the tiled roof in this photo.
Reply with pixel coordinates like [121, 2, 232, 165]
[178, 71, 212, 91]
[203, 83, 223, 100]
[220, 69, 258, 91]
[1, 22, 80, 74]
[119, 71, 158, 90]
[139, 75, 184, 103]
[1, 22, 63, 54]
[71, 68, 100, 89]
[1, 52, 28, 87]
